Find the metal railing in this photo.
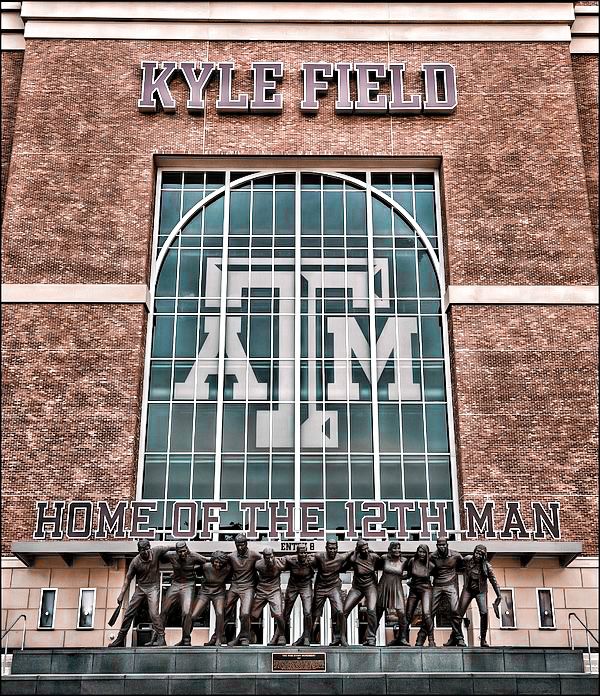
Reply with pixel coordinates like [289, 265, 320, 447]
[1, 613, 27, 675]
[568, 612, 598, 674]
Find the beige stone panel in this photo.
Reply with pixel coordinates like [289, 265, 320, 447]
[190, 628, 209, 646]
[581, 568, 599, 588]
[106, 588, 121, 607]
[53, 608, 78, 630]
[108, 567, 126, 588]
[73, 556, 106, 568]
[10, 568, 50, 588]
[6, 608, 39, 631]
[25, 630, 65, 649]
[542, 568, 583, 588]
[552, 588, 566, 609]
[55, 588, 81, 609]
[2, 569, 12, 587]
[4, 630, 28, 650]
[531, 629, 570, 647]
[570, 629, 594, 648]
[585, 609, 598, 630]
[89, 568, 109, 589]
[504, 568, 544, 587]
[50, 568, 90, 588]
[94, 609, 106, 629]
[165, 628, 180, 646]
[515, 587, 540, 609]
[565, 587, 598, 609]
[527, 557, 560, 569]
[63, 629, 105, 648]
[488, 629, 530, 647]
[1, 587, 29, 609]
[28, 589, 41, 609]
[495, 558, 521, 568]
[33, 558, 66, 569]
[513, 607, 540, 629]
[492, 568, 506, 586]
[2, 609, 7, 631]
[103, 629, 122, 647]
[555, 607, 580, 629]
[94, 588, 108, 610]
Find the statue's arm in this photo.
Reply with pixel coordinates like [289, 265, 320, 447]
[117, 559, 137, 604]
[486, 562, 502, 598]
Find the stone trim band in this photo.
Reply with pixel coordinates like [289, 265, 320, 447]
[2, 284, 597, 307]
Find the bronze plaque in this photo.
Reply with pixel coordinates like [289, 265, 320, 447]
[272, 652, 326, 672]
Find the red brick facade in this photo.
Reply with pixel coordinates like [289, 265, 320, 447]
[1, 37, 598, 553]
[1, 51, 23, 221]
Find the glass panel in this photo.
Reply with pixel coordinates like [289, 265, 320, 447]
[301, 456, 323, 498]
[301, 191, 321, 234]
[146, 404, 169, 452]
[346, 190, 366, 235]
[349, 405, 373, 452]
[271, 455, 294, 499]
[149, 361, 172, 400]
[325, 455, 349, 499]
[194, 404, 217, 451]
[159, 190, 181, 235]
[222, 405, 246, 452]
[156, 249, 178, 297]
[204, 196, 224, 235]
[252, 191, 273, 235]
[192, 454, 214, 498]
[230, 190, 251, 235]
[39, 590, 56, 629]
[167, 454, 191, 497]
[378, 404, 401, 451]
[418, 251, 438, 297]
[175, 316, 198, 357]
[428, 456, 451, 499]
[404, 456, 427, 498]
[421, 317, 443, 358]
[78, 589, 95, 629]
[380, 455, 402, 498]
[246, 455, 269, 499]
[323, 191, 344, 235]
[143, 454, 167, 497]
[415, 191, 435, 235]
[401, 404, 425, 452]
[425, 404, 449, 453]
[395, 250, 417, 297]
[351, 455, 374, 498]
[372, 197, 392, 236]
[221, 455, 244, 499]
[170, 403, 194, 451]
[275, 191, 294, 234]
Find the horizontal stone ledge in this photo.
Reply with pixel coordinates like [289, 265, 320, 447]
[1, 283, 150, 306]
[444, 285, 599, 308]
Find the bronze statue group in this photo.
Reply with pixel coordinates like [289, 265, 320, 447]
[108, 534, 501, 648]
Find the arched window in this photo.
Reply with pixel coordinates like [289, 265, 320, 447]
[140, 169, 456, 537]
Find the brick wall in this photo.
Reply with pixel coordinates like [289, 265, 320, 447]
[2, 40, 596, 286]
[1, 51, 23, 221]
[450, 305, 599, 554]
[1, 305, 147, 554]
[572, 54, 599, 259]
[1, 39, 597, 553]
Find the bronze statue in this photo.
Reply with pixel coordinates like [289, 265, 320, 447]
[376, 541, 410, 646]
[416, 534, 465, 647]
[341, 539, 384, 646]
[280, 543, 316, 646]
[108, 540, 174, 648]
[191, 551, 231, 646]
[457, 544, 502, 647]
[311, 536, 353, 646]
[207, 533, 260, 647]
[156, 541, 206, 646]
[251, 547, 286, 646]
[404, 544, 435, 647]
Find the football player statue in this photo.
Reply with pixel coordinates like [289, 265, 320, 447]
[311, 537, 353, 646]
[108, 540, 174, 648]
[340, 539, 384, 646]
[191, 551, 231, 646]
[250, 547, 286, 646]
[457, 544, 502, 647]
[280, 543, 316, 646]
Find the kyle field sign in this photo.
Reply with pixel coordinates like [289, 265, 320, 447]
[138, 61, 458, 115]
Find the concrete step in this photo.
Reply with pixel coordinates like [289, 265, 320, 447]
[2, 671, 599, 695]
[9, 647, 586, 676]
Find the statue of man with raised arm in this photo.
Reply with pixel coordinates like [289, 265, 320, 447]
[280, 543, 316, 646]
[108, 539, 174, 648]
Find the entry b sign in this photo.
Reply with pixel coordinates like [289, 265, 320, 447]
[138, 61, 458, 115]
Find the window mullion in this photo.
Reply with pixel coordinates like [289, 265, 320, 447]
[294, 171, 302, 538]
[213, 172, 232, 526]
[365, 174, 381, 501]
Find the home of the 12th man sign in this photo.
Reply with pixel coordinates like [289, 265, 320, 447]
[33, 500, 561, 541]
[138, 61, 458, 114]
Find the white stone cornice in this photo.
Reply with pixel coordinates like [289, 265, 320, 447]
[444, 285, 599, 311]
[1, 283, 150, 308]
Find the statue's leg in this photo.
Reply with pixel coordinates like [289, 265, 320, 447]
[283, 586, 297, 644]
[395, 591, 410, 646]
[404, 592, 418, 646]
[157, 586, 178, 645]
[268, 591, 286, 646]
[340, 587, 362, 647]
[455, 587, 472, 646]
[420, 585, 440, 646]
[363, 586, 379, 646]
[212, 595, 226, 645]
[147, 586, 166, 647]
[222, 589, 240, 646]
[421, 587, 435, 647]
[329, 588, 345, 646]
[443, 584, 465, 647]
[297, 586, 313, 645]
[311, 589, 326, 643]
[250, 593, 267, 645]
[476, 592, 489, 647]
[237, 589, 254, 646]
[177, 584, 194, 646]
[108, 588, 144, 647]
